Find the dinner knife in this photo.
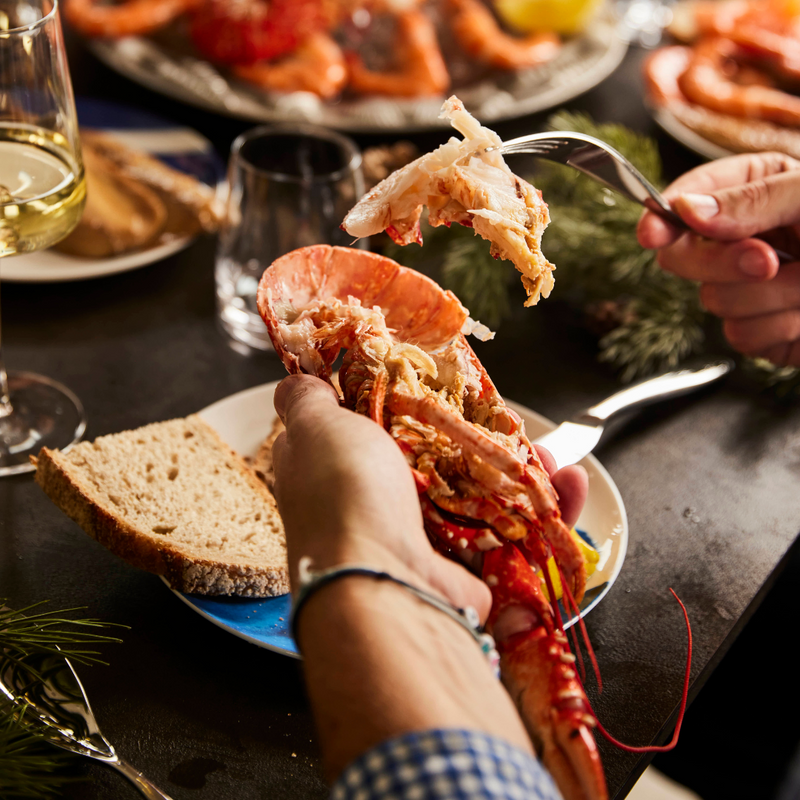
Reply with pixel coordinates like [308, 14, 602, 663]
[532, 359, 734, 468]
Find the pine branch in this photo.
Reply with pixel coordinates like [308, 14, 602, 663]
[0, 601, 124, 798]
[441, 229, 514, 328]
[744, 358, 800, 399]
[1, 601, 124, 668]
[0, 710, 79, 799]
[531, 113, 708, 379]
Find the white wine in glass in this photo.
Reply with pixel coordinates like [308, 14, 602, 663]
[0, 0, 87, 476]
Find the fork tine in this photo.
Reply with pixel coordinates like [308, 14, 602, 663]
[502, 141, 553, 154]
[497, 132, 797, 263]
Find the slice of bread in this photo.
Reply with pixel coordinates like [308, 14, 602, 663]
[33, 415, 289, 597]
[249, 416, 285, 493]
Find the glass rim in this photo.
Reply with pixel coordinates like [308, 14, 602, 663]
[1, 0, 58, 34]
[230, 123, 363, 184]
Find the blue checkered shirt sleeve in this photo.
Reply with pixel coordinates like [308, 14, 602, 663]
[330, 728, 563, 799]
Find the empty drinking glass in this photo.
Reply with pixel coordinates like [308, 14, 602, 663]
[215, 125, 365, 352]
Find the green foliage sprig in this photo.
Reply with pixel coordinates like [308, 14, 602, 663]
[535, 111, 708, 381]
[1, 601, 121, 668]
[0, 601, 124, 799]
[384, 112, 800, 392]
[0, 712, 77, 799]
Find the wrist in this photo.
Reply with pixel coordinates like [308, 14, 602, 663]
[291, 560, 496, 667]
[297, 571, 532, 779]
[286, 535, 425, 594]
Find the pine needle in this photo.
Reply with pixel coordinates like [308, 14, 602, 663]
[0, 710, 79, 799]
[441, 230, 514, 328]
[745, 359, 800, 400]
[1, 601, 124, 668]
[0, 601, 124, 798]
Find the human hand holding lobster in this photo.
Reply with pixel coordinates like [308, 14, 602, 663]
[272, 373, 587, 635]
[637, 151, 800, 367]
[271, 373, 589, 782]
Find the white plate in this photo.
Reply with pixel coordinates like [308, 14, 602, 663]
[651, 106, 733, 161]
[170, 381, 628, 658]
[1, 99, 224, 283]
[87, 9, 628, 133]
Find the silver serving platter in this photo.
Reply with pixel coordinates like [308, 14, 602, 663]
[88, 8, 628, 132]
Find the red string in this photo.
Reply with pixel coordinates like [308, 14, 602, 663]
[560, 566, 603, 694]
[595, 588, 693, 753]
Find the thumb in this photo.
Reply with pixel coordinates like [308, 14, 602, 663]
[673, 170, 800, 240]
[274, 374, 339, 426]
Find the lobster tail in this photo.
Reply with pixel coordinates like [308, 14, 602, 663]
[484, 544, 607, 800]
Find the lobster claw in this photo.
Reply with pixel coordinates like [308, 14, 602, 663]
[484, 544, 608, 800]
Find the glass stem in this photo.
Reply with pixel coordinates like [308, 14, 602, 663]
[0, 273, 11, 418]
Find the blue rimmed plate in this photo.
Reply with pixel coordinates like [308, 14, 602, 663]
[167, 381, 628, 659]
[2, 98, 224, 283]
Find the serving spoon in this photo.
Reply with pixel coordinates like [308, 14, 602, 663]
[0, 650, 173, 799]
[492, 131, 795, 263]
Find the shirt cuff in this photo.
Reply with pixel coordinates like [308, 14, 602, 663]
[330, 728, 562, 799]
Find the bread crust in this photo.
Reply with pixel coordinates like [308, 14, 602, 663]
[33, 417, 290, 598]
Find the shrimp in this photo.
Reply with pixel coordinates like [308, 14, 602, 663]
[643, 44, 694, 106]
[725, 27, 800, 83]
[346, 8, 450, 97]
[643, 44, 800, 159]
[257, 243, 603, 799]
[63, 0, 201, 38]
[447, 0, 561, 70]
[670, 0, 800, 81]
[232, 32, 347, 99]
[678, 37, 800, 126]
[342, 96, 555, 307]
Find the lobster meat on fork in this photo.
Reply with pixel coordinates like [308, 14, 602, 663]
[257, 244, 607, 800]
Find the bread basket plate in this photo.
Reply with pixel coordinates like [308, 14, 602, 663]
[167, 381, 628, 658]
[86, 8, 627, 133]
[2, 98, 225, 283]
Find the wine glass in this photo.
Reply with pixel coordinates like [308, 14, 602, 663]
[0, 0, 86, 476]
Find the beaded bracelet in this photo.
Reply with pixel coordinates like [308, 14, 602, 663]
[291, 557, 500, 678]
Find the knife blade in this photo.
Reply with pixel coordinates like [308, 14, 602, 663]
[532, 359, 734, 468]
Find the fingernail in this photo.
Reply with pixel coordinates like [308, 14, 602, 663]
[273, 375, 294, 420]
[739, 248, 768, 278]
[680, 193, 720, 220]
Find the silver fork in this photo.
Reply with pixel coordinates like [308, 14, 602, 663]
[493, 131, 794, 262]
[0, 650, 173, 799]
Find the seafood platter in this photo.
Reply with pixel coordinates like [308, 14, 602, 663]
[64, 0, 628, 131]
[644, 0, 800, 159]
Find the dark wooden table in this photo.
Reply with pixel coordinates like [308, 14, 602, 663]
[2, 33, 799, 800]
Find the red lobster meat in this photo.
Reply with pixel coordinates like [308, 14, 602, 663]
[189, 0, 333, 64]
[257, 244, 606, 799]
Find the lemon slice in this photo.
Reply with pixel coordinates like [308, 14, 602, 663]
[538, 529, 599, 602]
[494, 0, 604, 34]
